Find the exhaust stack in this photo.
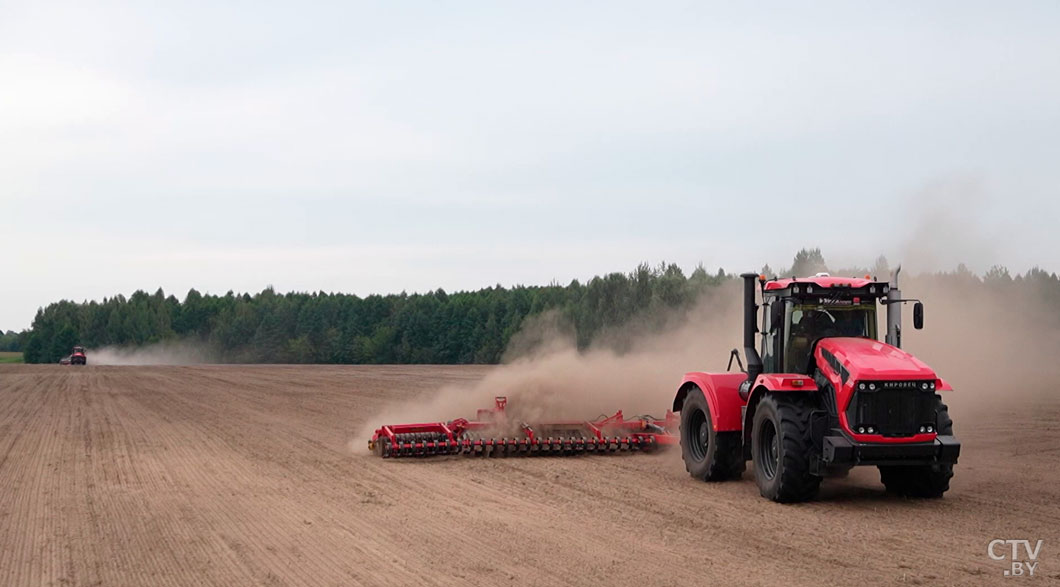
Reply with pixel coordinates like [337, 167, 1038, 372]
[740, 273, 764, 383]
[886, 265, 902, 348]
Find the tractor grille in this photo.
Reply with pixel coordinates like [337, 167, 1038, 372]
[846, 381, 936, 437]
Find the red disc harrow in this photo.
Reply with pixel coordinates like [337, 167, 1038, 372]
[369, 396, 678, 458]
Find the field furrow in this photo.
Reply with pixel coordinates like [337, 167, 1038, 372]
[0, 364, 1057, 586]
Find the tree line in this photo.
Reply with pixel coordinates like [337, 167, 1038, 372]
[19, 262, 727, 364]
[16, 249, 1060, 364]
[0, 331, 21, 352]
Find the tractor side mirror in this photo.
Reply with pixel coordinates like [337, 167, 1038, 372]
[913, 302, 924, 330]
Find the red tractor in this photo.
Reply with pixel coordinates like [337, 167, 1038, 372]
[674, 270, 959, 502]
[70, 345, 87, 366]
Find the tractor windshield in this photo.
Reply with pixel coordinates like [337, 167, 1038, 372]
[784, 303, 877, 372]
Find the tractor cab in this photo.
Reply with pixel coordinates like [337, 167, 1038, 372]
[757, 274, 889, 375]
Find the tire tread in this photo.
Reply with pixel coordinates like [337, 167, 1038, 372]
[754, 393, 821, 503]
[681, 387, 745, 482]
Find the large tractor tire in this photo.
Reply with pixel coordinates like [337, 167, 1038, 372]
[878, 398, 954, 498]
[680, 386, 744, 481]
[751, 393, 821, 502]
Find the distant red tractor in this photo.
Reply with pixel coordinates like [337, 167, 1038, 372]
[69, 346, 87, 366]
[674, 270, 959, 502]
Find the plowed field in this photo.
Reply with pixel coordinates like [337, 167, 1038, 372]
[1, 365, 1057, 586]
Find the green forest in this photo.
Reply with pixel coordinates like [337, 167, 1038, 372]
[0, 330, 20, 353]
[18, 261, 726, 364]
[13, 249, 1060, 364]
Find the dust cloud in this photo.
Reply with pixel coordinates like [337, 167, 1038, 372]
[354, 175, 1056, 451]
[354, 266, 1060, 451]
[90, 340, 215, 365]
[894, 178, 1060, 417]
[352, 282, 744, 449]
[898, 178, 1002, 274]
[902, 274, 1060, 419]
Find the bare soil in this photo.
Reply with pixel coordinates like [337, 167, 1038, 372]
[1, 365, 1058, 586]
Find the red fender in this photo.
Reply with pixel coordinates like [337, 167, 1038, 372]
[672, 372, 747, 432]
[751, 374, 818, 393]
[742, 373, 818, 440]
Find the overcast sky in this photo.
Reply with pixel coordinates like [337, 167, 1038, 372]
[2, 1, 1059, 329]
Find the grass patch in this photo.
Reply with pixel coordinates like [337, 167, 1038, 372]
[0, 352, 24, 363]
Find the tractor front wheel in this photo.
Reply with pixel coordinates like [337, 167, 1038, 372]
[878, 399, 954, 498]
[752, 393, 821, 502]
[680, 386, 743, 481]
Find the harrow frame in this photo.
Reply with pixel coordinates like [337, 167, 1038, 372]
[369, 396, 678, 458]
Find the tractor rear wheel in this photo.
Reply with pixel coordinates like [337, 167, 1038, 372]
[878, 399, 954, 498]
[752, 393, 821, 502]
[680, 386, 743, 481]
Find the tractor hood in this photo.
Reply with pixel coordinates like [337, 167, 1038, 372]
[816, 337, 936, 382]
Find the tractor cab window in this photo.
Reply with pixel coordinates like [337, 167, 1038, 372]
[783, 303, 877, 373]
[760, 298, 779, 372]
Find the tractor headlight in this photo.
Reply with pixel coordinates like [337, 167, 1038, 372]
[919, 426, 926, 433]
[921, 382, 929, 390]
[858, 382, 866, 390]
[807, 285, 814, 293]
[929, 381, 936, 390]
[857, 427, 865, 434]
[926, 425, 934, 433]
[793, 285, 800, 293]
[868, 383, 876, 391]
[869, 285, 876, 294]
[866, 427, 875, 434]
